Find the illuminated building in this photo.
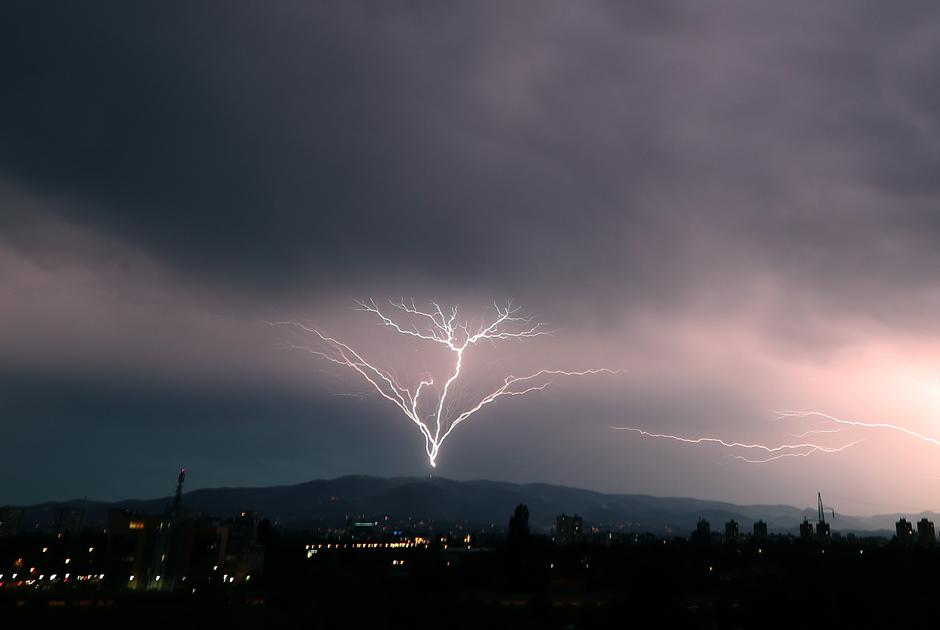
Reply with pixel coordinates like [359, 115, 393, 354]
[169, 523, 230, 587]
[555, 514, 583, 546]
[107, 509, 164, 591]
[347, 517, 382, 541]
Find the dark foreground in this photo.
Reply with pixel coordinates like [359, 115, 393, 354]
[3, 536, 939, 629]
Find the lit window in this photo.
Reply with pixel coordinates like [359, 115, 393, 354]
[129, 521, 145, 530]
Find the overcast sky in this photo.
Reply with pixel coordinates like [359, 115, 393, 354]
[3, 1, 940, 514]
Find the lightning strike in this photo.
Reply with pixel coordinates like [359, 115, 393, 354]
[271, 299, 618, 467]
[612, 426, 860, 464]
[774, 410, 940, 449]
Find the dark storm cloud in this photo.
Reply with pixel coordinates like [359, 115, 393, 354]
[3, 0, 935, 307]
[3, 1, 940, 509]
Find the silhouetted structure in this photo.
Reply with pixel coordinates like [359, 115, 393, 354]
[724, 519, 739, 542]
[753, 520, 768, 539]
[555, 513, 583, 546]
[173, 467, 186, 512]
[815, 492, 831, 541]
[800, 518, 814, 540]
[917, 518, 935, 546]
[896, 518, 914, 545]
[107, 508, 164, 590]
[225, 511, 266, 579]
[691, 518, 711, 545]
[55, 507, 84, 537]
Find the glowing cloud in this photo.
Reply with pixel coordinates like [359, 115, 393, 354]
[272, 299, 618, 467]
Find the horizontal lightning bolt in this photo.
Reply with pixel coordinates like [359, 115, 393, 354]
[612, 426, 860, 464]
[774, 410, 940, 449]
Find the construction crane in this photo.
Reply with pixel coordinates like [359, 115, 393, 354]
[817, 492, 836, 521]
[816, 492, 832, 540]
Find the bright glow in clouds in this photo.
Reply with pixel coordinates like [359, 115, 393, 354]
[272, 300, 618, 467]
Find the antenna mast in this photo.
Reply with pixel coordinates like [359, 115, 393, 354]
[174, 467, 187, 511]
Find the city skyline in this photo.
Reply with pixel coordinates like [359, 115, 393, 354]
[3, 1, 940, 515]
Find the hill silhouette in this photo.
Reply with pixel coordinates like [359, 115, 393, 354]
[11, 475, 929, 536]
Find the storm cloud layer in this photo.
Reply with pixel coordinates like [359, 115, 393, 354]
[2, 1, 939, 512]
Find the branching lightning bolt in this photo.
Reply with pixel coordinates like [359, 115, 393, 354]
[774, 410, 940, 449]
[612, 426, 860, 464]
[270, 299, 618, 467]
